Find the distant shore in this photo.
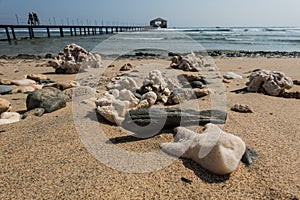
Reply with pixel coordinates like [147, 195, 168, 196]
[2, 50, 300, 60]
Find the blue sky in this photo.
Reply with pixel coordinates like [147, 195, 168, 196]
[0, 0, 300, 27]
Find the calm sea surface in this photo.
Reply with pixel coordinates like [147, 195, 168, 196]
[1, 27, 300, 56]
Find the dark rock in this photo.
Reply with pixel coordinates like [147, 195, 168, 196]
[122, 108, 227, 136]
[181, 177, 192, 184]
[241, 146, 258, 166]
[0, 55, 9, 59]
[280, 91, 300, 99]
[134, 92, 142, 99]
[44, 53, 53, 59]
[55, 68, 66, 74]
[190, 81, 204, 89]
[0, 85, 12, 95]
[36, 79, 55, 84]
[22, 108, 45, 119]
[15, 54, 37, 59]
[293, 80, 300, 85]
[231, 104, 253, 113]
[120, 63, 134, 71]
[26, 87, 66, 113]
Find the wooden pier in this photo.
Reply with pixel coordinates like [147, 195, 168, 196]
[0, 25, 145, 42]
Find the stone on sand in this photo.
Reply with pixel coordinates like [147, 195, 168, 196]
[22, 108, 45, 119]
[0, 98, 11, 114]
[0, 112, 20, 125]
[231, 104, 253, 113]
[26, 74, 48, 82]
[160, 123, 246, 175]
[223, 72, 243, 79]
[120, 63, 134, 71]
[26, 87, 66, 113]
[11, 79, 36, 86]
[0, 85, 12, 95]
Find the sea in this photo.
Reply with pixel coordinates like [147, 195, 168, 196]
[1, 27, 300, 56]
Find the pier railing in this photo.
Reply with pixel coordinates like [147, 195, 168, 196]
[0, 25, 145, 42]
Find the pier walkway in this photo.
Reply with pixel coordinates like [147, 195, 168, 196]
[0, 25, 145, 42]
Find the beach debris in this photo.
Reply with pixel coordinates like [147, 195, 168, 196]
[12, 85, 37, 94]
[0, 79, 12, 85]
[0, 85, 12, 95]
[160, 123, 246, 175]
[26, 87, 66, 113]
[48, 43, 101, 74]
[279, 91, 300, 99]
[120, 63, 135, 71]
[43, 81, 80, 91]
[97, 69, 211, 124]
[222, 79, 231, 84]
[223, 72, 243, 79]
[189, 81, 204, 89]
[136, 70, 171, 104]
[26, 74, 48, 82]
[170, 52, 204, 71]
[167, 88, 209, 105]
[177, 74, 207, 84]
[11, 79, 36, 86]
[293, 80, 300, 85]
[181, 177, 192, 184]
[108, 77, 139, 92]
[136, 91, 157, 109]
[0, 98, 11, 114]
[0, 112, 20, 125]
[96, 89, 140, 124]
[231, 104, 253, 113]
[241, 146, 258, 166]
[22, 108, 45, 119]
[122, 108, 227, 136]
[246, 69, 293, 96]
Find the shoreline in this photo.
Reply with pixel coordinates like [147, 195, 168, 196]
[2, 50, 300, 60]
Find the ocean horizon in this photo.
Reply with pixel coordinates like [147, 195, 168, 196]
[1, 26, 300, 56]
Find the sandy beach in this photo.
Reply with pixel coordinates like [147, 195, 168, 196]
[0, 56, 299, 199]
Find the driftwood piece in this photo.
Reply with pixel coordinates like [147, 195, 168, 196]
[122, 108, 226, 136]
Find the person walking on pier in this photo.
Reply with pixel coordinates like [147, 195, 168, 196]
[32, 12, 40, 25]
[28, 12, 34, 25]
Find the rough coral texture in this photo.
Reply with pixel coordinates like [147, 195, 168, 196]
[49, 43, 101, 74]
[170, 52, 204, 71]
[160, 123, 246, 175]
[138, 70, 171, 104]
[246, 69, 293, 96]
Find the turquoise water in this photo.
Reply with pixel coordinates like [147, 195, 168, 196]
[1, 27, 300, 56]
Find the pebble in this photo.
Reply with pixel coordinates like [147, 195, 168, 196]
[231, 104, 253, 113]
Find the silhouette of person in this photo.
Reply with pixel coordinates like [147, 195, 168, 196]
[32, 12, 40, 25]
[28, 13, 33, 25]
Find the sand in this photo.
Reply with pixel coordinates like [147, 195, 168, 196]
[0, 57, 299, 199]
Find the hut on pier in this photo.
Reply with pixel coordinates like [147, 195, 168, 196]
[150, 17, 167, 28]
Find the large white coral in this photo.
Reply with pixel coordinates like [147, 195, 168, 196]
[160, 123, 246, 175]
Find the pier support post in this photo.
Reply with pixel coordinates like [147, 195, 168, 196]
[11, 28, 16, 40]
[106, 27, 108, 34]
[28, 27, 34, 39]
[70, 28, 73, 36]
[79, 28, 82, 35]
[5, 27, 11, 42]
[74, 28, 77, 36]
[84, 28, 86, 35]
[59, 27, 64, 37]
[46, 27, 50, 38]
